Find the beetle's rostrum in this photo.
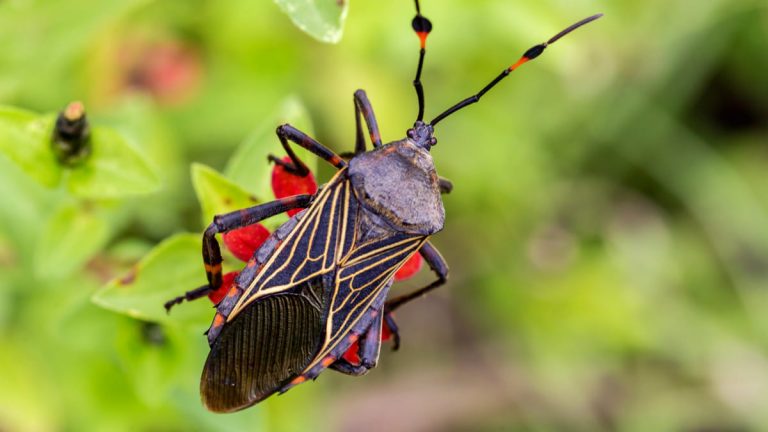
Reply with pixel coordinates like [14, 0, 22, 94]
[164, 0, 602, 413]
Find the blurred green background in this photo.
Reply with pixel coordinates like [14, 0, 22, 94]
[2, 0, 768, 430]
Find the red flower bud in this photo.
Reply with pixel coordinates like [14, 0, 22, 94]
[340, 316, 396, 365]
[394, 252, 422, 281]
[381, 318, 393, 342]
[271, 156, 318, 217]
[223, 224, 271, 262]
[342, 341, 361, 365]
[208, 271, 239, 304]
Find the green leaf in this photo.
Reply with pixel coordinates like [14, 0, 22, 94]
[0, 106, 61, 187]
[92, 233, 211, 326]
[0, 344, 58, 431]
[192, 163, 260, 227]
[67, 126, 161, 199]
[273, 0, 349, 43]
[33, 202, 111, 279]
[224, 96, 316, 200]
[114, 321, 186, 407]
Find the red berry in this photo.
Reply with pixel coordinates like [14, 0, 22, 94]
[339, 317, 396, 365]
[395, 252, 422, 281]
[208, 271, 239, 304]
[381, 319, 393, 342]
[271, 156, 318, 217]
[341, 341, 361, 365]
[223, 223, 271, 262]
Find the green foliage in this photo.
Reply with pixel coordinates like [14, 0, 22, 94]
[66, 126, 160, 198]
[225, 96, 316, 200]
[93, 233, 208, 326]
[0, 107, 60, 187]
[273, 0, 349, 43]
[0, 106, 160, 198]
[192, 163, 260, 228]
[34, 203, 111, 279]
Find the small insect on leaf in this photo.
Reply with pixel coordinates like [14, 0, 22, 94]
[51, 101, 91, 166]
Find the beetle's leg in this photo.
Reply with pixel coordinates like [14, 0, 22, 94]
[267, 124, 346, 176]
[328, 359, 368, 376]
[330, 312, 384, 376]
[386, 241, 449, 312]
[438, 177, 453, 194]
[353, 89, 383, 152]
[162, 284, 215, 312]
[383, 311, 401, 351]
[164, 194, 314, 312]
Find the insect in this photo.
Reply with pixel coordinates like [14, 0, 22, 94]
[52, 101, 91, 166]
[165, 1, 602, 413]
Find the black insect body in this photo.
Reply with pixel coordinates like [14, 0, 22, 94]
[165, 1, 602, 413]
[52, 101, 91, 166]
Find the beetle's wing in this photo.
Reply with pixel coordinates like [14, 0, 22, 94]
[282, 234, 426, 388]
[201, 281, 325, 413]
[223, 170, 352, 321]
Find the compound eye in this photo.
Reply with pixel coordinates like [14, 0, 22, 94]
[407, 129, 415, 138]
[430, 137, 437, 146]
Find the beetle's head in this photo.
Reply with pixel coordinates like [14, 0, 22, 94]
[406, 121, 437, 151]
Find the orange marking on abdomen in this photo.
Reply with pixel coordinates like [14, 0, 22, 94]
[290, 376, 306, 385]
[213, 313, 224, 327]
[321, 356, 335, 367]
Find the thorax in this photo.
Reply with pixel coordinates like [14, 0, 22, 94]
[348, 140, 444, 236]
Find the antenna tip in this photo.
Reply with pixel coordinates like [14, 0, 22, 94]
[546, 12, 604, 45]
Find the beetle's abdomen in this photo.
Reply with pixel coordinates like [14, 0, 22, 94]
[348, 140, 444, 235]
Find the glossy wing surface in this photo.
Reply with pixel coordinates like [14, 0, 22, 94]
[228, 170, 351, 319]
[201, 290, 322, 412]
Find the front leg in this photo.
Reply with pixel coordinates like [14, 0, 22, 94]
[164, 194, 313, 312]
[353, 89, 383, 152]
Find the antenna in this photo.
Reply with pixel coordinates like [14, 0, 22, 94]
[430, 13, 603, 126]
[412, 0, 433, 122]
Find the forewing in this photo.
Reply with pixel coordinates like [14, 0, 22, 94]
[201, 292, 322, 412]
[298, 233, 426, 374]
[226, 170, 351, 319]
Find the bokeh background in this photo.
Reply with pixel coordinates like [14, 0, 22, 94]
[2, 0, 768, 430]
